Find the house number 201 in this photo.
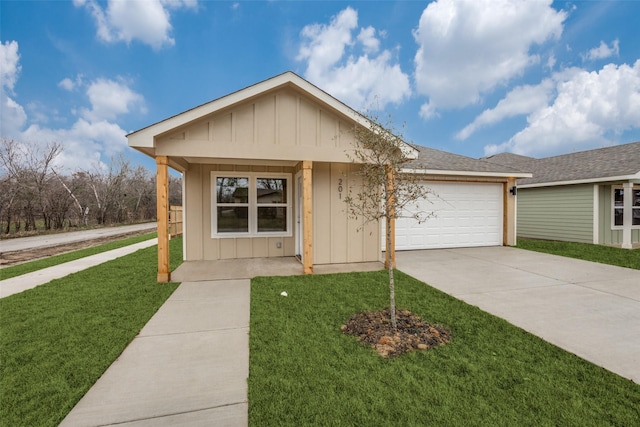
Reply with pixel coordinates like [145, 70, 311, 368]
[338, 178, 343, 199]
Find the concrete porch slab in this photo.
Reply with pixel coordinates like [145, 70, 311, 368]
[172, 257, 384, 282]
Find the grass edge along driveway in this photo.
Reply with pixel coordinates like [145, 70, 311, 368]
[517, 239, 640, 270]
[249, 270, 640, 426]
[0, 238, 182, 427]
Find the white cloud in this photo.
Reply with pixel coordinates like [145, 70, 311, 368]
[21, 118, 129, 172]
[81, 78, 145, 122]
[1, 40, 26, 138]
[59, 75, 84, 92]
[484, 60, 640, 157]
[75, 0, 197, 49]
[357, 27, 380, 53]
[297, 7, 411, 110]
[456, 80, 554, 140]
[582, 39, 619, 61]
[1, 40, 21, 92]
[413, 0, 567, 115]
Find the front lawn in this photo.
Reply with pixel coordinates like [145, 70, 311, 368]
[0, 238, 182, 427]
[517, 239, 640, 270]
[249, 270, 640, 426]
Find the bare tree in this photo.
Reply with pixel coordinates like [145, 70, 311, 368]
[1, 137, 181, 233]
[85, 155, 131, 225]
[344, 110, 434, 329]
[0, 138, 64, 232]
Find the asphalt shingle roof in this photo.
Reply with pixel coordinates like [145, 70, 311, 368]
[483, 141, 640, 185]
[407, 145, 525, 174]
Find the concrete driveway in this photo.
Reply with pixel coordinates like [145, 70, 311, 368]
[396, 246, 640, 383]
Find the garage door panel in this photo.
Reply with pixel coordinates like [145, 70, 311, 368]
[392, 182, 503, 250]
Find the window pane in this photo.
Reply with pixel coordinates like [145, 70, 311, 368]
[633, 190, 640, 206]
[614, 188, 624, 207]
[258, 207, 286, 232]
[256, 178, 287, 204]
[216, 177, 249, 203]
[614, 208, 623, 226]
[217, 207, 248, 233]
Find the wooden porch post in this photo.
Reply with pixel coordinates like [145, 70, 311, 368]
[385, 165, 396, 269]
[302, 161, 313, 274]
[156, 156, 170, 282]
[503, 177, 517, 246]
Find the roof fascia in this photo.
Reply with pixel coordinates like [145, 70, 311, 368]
[519, 172, 640, 188]
[401, 168, 532, 179]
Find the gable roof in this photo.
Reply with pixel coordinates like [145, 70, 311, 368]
[484, 141, 640, 186]
[406, 145, 530, 178]
[128, 71, 419, 158]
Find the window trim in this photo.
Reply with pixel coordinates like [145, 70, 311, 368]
[610, 184, 640, 230]
[211, 172, 292, 238]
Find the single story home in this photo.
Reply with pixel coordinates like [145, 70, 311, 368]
[485, 142, 640, 249]
[127, 72, 529, 281]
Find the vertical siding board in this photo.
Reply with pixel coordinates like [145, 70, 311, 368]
[330, 163, 348, 263]
[313, 163, 332, 264]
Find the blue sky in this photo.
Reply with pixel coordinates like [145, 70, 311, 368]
[2, 0, 639, 173]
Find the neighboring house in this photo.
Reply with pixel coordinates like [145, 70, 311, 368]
[127, 72, 529, 281]
[485, 142, 640, 249]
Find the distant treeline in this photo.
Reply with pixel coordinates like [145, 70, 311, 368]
[0, 138, 182, 235]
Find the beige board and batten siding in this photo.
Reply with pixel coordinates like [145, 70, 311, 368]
[154, 87, 357, 163]
[184, 163, 296, 261]
[172, 86, 380, 262]
[517, 184, 593, 243]
[313, 162, 380, 265]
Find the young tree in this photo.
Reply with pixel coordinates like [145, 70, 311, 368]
[344, 111, 434, 329]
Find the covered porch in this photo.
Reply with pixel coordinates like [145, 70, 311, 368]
[170, 257, 384, 282]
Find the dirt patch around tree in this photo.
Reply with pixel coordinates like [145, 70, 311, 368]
[342, 308, 451, 358]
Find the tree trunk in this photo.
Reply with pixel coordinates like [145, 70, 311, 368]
[385, 181, 397, 329]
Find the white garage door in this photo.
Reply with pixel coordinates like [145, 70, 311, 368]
[392, 182, 503, 250]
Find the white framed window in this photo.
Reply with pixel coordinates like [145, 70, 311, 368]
[212, 172, 292, 237]
[611, 185, 640, 229]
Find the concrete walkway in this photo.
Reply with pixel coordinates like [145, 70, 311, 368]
[0, 239, 158, 298]
[60, 259, 384, 426]
[60, 279, 250, 427]
[396, 247, 640, 383]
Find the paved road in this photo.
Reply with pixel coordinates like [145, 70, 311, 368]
[0, 223, 157, 253]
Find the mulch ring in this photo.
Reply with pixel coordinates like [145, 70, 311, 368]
[341, 308, 451, 358]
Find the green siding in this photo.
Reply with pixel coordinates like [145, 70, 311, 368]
[517, 185, 593, 243]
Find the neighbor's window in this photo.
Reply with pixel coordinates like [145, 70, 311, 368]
[612, 186, 640, 227]
[635, 189, 640, 226]
[212, 173, 291, 236]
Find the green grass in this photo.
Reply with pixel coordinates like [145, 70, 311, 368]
[0, 238, 183, 427]
[249, 270, 640, 426]
[517, 239, 640, 270]
[0, 232, 157, 280]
